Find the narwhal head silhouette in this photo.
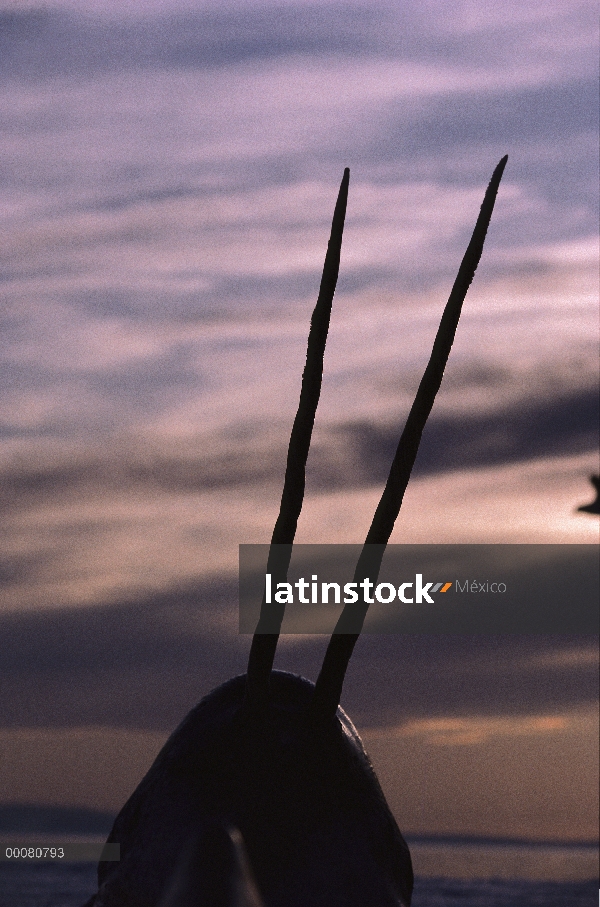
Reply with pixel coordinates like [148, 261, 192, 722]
[83, 157, 507, 907]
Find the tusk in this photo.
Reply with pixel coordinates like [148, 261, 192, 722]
[311, 155, 508, 720]
[245, 168, 350, 708]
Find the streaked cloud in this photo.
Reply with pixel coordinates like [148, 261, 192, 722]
[363, 704, 598, 840]
[1, 707, 596, 840]
[395, 713, 570, 746]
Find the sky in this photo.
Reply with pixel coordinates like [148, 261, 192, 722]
[0, 0, 598, 866]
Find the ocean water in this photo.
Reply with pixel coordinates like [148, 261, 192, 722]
[0, 865, 597, 907]
[0, 842, 597, 907]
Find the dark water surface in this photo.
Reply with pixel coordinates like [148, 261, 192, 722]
[0, 864, 597, 907]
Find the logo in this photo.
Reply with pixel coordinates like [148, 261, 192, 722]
[265, 574, 453, 605]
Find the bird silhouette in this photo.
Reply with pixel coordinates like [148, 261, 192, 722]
[577, 474, 600, 515]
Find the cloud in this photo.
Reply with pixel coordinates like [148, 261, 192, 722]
[0, 377, 597, 516]
[362, 703, 599, 840]
[0, 575, 597, 732]
[0, 6, 390, 80]
[328, 385, 599, 486]
[396, 713, 571, 746]
[1, 1, 596, 82]
[1, 710, 597, 840]
[0, 727, 166, 813]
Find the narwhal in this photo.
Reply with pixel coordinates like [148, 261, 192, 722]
[83, 156, 507, 907]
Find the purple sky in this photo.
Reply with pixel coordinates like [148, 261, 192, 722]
[0, 0, 598, 862]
